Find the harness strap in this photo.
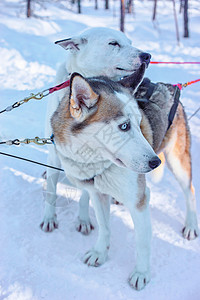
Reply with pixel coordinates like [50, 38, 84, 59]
[167, 86, 180, 130]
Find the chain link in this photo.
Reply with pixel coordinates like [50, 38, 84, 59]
[0, 90, 50, 114]
[1, 136, 53, 146]
[15, 90, 49, 106]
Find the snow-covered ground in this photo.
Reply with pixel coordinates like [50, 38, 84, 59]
[0, 1, 200, 299]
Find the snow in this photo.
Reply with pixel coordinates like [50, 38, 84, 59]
[0, 0, 200, 299]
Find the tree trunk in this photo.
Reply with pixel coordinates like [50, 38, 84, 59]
[27, 0, 31, 18]
[179, 0, 184, 13]
[172, 0, 180, 44]
[78, 0, 81, 13]
[183, 0, 189, 37]
[95, 0, 98, 10]
[127, 0, 132, 14]
[152, 0, 157, 21]
[120, 0, 125, 32]
[105, 0, 109, 10]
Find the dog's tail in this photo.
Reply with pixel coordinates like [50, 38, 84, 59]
[150, 152, 165, 183]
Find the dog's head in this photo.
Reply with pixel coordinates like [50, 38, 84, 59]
[52, 64, 160, 174]
[55, 27, 151, 80]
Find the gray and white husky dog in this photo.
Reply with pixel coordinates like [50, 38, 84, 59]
[50, 63, 198, 290]
[51, 64, 159, 290]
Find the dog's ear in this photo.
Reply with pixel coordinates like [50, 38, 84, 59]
[55, 37, 87, 51]
[69, 73, 99, 120]
[117, 63, 146, 92]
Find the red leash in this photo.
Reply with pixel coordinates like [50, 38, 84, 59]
[48, 80, 70, 94]
[48, 77, 200, 92]
[151, 61, 200, 64]
[174, 79, 200, 90]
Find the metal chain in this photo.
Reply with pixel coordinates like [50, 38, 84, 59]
[0, 136, 53, 146]
[0, 90, 50, 114]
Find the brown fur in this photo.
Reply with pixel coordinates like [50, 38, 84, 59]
[79, 91, 124, 125]
[172, 106, 191, 177]
[70, 83, 99, 119]
[51, 90, 71, 144]
[52, 89, 124, 144]
[70, 96, 83, 119]
[158, 152, 165, 165]
[157, 103, 192, 180]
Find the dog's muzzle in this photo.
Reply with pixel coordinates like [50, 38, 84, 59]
[148, 156, 161, 170]
[140, 52, 151, 67]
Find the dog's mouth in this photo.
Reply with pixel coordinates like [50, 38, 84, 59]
[116, 62, 149, 73]
[116, 67, 136, 72]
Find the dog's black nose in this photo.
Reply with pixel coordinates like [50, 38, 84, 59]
[149, 157, 161, 170]
[140, 52, 151, 65]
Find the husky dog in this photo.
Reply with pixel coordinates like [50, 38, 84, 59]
[41, 27, 151, 233]
[51, 64, 161, 290]
[50, 64, 198, 290]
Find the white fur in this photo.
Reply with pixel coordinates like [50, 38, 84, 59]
[65, 27, 142, 79]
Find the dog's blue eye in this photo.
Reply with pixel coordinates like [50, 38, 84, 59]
[118, 121, 131, 131]
[109, 41, 120, 47]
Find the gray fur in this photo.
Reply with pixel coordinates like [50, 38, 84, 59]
[135, 81, 177, 152]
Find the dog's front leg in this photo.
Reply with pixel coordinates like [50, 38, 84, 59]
[94, 165, 152, 289]
[83, 191, 110, 267]
[76, 189, 94, 235]
[126, 181, 151, 291]
[40, 146, 60, 232]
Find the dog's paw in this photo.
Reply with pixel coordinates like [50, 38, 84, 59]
[83, 249, 107, 267]
[76, 218, 94, 235]
[40, 214, 58, 232]
[128, 270, 150, 291]
[182, 225, 199, 240]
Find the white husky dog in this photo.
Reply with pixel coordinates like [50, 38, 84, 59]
[50, 65, 160, 290]
[41, 27, 151, 233]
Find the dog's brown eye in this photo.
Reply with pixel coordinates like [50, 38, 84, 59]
[109, 41, 120, 47]
[118, 120, 131, 131]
